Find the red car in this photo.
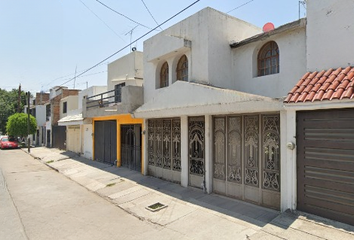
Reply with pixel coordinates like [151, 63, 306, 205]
[0, 136, 19, 149]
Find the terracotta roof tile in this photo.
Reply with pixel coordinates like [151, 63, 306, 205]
[284, 66, 354, 103]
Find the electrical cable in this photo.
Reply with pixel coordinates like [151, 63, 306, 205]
[141, 0, 163, 30]
[95, 0, 156, 31]
[78, 0, 126, 42]
[59, 0, 200, 87]
[227, 0, 255, 13]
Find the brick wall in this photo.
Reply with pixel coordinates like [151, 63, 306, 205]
[50, 89, 80, 125]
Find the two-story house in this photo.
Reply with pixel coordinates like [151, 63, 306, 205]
[58, 86, 107, 159]
[45, 86, 80, 149]
[134, 0, 354, 226]
[82, 51, 145, 172]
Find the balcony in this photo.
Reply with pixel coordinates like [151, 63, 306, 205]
[83, 85, 143, 118]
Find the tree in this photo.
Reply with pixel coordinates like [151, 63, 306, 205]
[0, 88, 27, 134]
[6, 113, 37, 137]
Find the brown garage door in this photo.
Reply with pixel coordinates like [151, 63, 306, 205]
[297, 109, 354, 225]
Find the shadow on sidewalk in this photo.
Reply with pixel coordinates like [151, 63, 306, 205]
[58, 150, 280, 228]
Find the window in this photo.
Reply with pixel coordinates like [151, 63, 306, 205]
[63, 102, 67, 114]
[176, 55, 188, 81]
[115, 83, 125, 103]
[160, 62, 169, 88]
[257, 41, 279, 76]
[46, 104, 50, 121]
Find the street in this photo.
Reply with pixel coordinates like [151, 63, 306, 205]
[0, 149, 179, 240]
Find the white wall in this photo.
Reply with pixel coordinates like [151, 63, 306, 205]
[78, 86, 107, 110]
[60, 95, 78, 119]
[231, 27, 306, 98]
[35, 105, 46, 127]
[143, 7, 261, 103]
[307, 0, 354, 71]
[107, 51, 144, 92]
[82, 124, 93, 159]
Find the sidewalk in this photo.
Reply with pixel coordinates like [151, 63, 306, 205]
[24, 147, 354, 240]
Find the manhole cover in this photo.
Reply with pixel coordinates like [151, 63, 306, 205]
[146, 202, 168, 212]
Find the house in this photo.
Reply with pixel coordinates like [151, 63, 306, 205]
[45, 86, 80, 149]
[25, 92, 49, 146]
[134, 7, 306, 211]
[58, 86, 107, 159]
[82, 51, 145, 171]
[133, 0, 354, 226]
[282, 0, 354, 226]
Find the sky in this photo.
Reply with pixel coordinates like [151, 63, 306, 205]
[0, 0, 306, 93]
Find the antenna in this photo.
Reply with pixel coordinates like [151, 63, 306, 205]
[125, 25, 139, 52]
[73, 65, 77, 89]
[299, 1, 306, 19]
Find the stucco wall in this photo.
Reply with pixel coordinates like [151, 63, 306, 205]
[35, 105, 46, 127]
[307, 0, 354, 71]
[60, 95, 78, 119]
[143, 7, 261, 103]
[82, 124, 93, 159]
[231, 27, 306, 98]
[107, 51, 143, 92]
[78, 86, 107, 110]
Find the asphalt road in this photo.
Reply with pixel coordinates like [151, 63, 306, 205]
[0, 149, 181, 240]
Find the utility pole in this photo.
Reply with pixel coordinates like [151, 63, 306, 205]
[125, 25, 138, 52]
[18, 84, 21, 113]
[27, 91, 30, 153]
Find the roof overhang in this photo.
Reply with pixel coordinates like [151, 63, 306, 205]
[58, 113, 91, 126]
[133, 81, 283, 119]
[230, 18, 306, 49]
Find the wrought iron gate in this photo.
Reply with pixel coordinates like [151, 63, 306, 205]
[147, 119, 181, 182]
[213, 114, 280, 209]
[121, 124, 141, 172]
[188, 117, 205, 189]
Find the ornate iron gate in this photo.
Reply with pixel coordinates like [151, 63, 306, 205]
[121, 124, 142, 172]
[213, 114, 280, 209]
[148, 119, 181, 182]
[188, 117, 205, 189]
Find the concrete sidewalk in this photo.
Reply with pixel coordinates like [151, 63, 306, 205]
[24, 147, 354, 240]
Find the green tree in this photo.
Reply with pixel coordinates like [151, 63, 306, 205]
[0, 88, 27, 134]
[6, 113, 37, 137]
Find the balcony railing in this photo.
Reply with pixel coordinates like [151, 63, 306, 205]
[86, 89, 121, 109]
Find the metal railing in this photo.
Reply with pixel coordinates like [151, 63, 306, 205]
[86, 89, 122, 109]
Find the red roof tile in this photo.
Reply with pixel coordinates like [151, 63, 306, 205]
[284, 66, 354, 103]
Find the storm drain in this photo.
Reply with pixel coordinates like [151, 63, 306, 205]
[146, 202, 167, 212]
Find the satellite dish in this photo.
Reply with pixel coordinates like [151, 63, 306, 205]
[132, 47, 137, 52]
[263, 22, 275, 33]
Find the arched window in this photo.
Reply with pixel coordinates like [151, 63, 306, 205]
[176, 55, 188, 81]
[258, 41, 279, 76]
[160, 62, 169, 88]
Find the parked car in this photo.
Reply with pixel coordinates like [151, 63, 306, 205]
[0, 136, 19, 149]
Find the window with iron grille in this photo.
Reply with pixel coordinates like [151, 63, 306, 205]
[176, 55, 188, 81]
[257, 41, 279, 76]
[160, 62, 169, 88]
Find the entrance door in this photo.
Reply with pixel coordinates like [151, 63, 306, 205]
[188, 117, 205, 189]
[94, 120, 117, 165]
[213, 114, 280, 209]
[121, 124, 142, 172]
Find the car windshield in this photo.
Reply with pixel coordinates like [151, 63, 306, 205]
[2, 138, 8, 142]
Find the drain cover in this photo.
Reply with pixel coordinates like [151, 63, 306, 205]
[146, 202, 167, 212]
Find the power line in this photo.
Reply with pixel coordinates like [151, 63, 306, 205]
[141, 0, 163, 30]
[227, 0, 255, 13]
[95, 0, 156, 31]
[78, 0, 126, 42]
[59, 0, 200, 87]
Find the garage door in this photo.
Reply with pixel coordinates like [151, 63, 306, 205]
[94, 120, 117, 165]
[297, 109, 354, 225]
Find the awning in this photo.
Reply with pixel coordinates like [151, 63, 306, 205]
[58, 113, 91, 126]
[133, 81, 283, 118]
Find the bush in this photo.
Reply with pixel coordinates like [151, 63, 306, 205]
[6, 113, 36, 137]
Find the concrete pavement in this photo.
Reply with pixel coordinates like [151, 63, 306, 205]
[23, 147, 354, 240]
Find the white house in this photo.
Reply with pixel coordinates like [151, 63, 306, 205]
[133, 0, 354, 226]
